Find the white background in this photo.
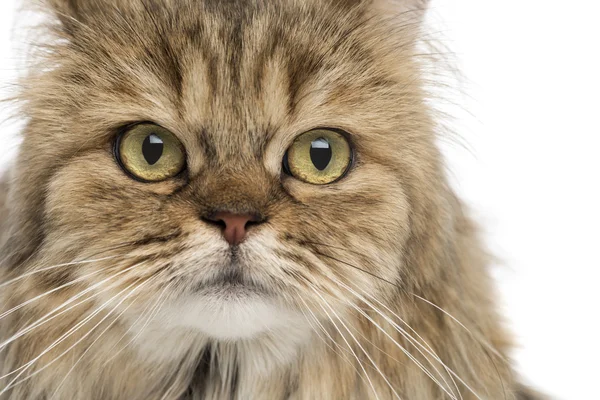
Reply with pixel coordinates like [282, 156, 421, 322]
[0, 1, 598, 399]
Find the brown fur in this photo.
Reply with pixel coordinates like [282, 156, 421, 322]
[0, 0, 540, 399]
[0, 177, 8, 238]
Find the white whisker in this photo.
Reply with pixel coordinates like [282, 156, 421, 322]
[314, 248, 486, 399]
[410, 293, 503, 360]
[296, 295, 361, 372]
[344, 319, 405, 366]
[0, 277, 145, 394]
[0, 255, 120, 290]
[0, 262, 147, 394]
[49, 277, 152, 399]
[101, 282, 171, 367]
[308, 285, 398, 400]
[327, 276, 459, 400]
[0, 281, 121, 355]
[0, 261, 146, 352]
[0, 263, 119, 322]
[343, 280, 463, 400]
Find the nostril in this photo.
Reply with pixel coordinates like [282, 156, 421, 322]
[201, 215, 227, 229]
[244, 214, 265, 229]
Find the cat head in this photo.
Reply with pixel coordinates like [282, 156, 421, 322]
[2, 0, 444, 354]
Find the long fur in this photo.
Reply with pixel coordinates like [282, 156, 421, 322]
[0, 0, 540, 399]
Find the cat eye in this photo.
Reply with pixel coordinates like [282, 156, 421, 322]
[283, 129, 353, 185]
[116, 123, 186, 182]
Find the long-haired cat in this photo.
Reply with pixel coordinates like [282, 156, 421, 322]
[0, 0, 539, 398]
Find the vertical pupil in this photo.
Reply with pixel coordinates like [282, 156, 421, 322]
[142, 133, 164, 165]
[310, 138, 332, 171]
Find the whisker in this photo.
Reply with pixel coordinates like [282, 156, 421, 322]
[0, 232, 180, 288]
[0, 280, 122, 354]
[0, 260, 148, 352]
[49, 277, 153, 399]
[0, 255, 121, 290]
[343, 318, 405, 366]
[0, 274, 148, 394]
[285, 269, 358, 364]
[0, 260, 147, 380]
[296, 295, 362, 371]
[339, 279, 463, 400]
[302, 290, 406, 368]
[101, 282, 172, 368]
[409, 293, 506, 399]
[326, 274, 461, 400]
[307, 284, 396, 400]
[312, 247, 501, 399]
[0, 237, 155, 286]
[0, 263, 120, 322]
[313, 246, 503, 360]
[0, 278, 137, 383]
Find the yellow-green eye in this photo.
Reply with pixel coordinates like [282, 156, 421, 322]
[116, 123, 186, 182]
[283, 129, 353, 185]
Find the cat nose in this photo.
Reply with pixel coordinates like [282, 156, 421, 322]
[204, 211, 264, 246]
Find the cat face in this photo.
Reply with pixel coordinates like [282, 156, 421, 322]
[7, 0, 434, 351]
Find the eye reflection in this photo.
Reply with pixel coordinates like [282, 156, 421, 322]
[142, 134, 164, 166]
[310, 138, 332, 171]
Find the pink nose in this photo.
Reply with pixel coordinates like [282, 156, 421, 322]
[207, 212, 261, 246]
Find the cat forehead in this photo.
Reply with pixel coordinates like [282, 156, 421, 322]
[38, 0, 423, 161]
[171, 6, 376, 151]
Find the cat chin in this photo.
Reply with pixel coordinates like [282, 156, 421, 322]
[175, 294, 303, 340]
[127, 292, 311, 368]
[149, 290, 307, 341]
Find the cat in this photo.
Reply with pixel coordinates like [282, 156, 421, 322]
[0, 0, 541, 399]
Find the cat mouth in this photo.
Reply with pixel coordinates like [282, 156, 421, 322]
[193, 263, 270, 297]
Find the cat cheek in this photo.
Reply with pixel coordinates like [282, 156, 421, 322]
[43, 157, 181, 244]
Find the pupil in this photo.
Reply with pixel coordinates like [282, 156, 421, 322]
[310, 138, 332, 171]
[142, 134, 164, 165]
